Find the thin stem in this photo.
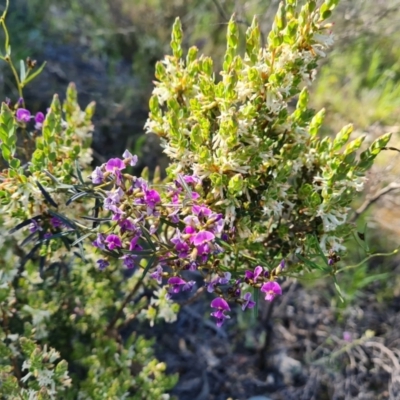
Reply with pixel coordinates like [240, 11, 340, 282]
[107, 278, 143, 333]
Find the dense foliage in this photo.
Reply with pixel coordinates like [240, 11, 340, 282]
[0, 0, 398, 398]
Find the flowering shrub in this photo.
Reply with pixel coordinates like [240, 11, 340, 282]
[0, 0, 393, 397]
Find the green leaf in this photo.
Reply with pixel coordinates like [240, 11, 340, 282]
[19, 59, 26, 82]
[333, 124, 353, 151]
[343, 135, 365, 156]
[309, 108, 325, 136]
[226, 17, 239, 50]
[170, 18, 183, 59]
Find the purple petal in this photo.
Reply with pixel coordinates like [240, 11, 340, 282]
[261, 281, 282, 302]
[210, 297, 230, 311]
[105, 234, 122, 250]
[253, 266, 263, 280]
[193, 230, 215, 246]
[91, 167, 104, 184]
[105, 158, 125, 172]
[16, 108, 31, 123]
[168, 276, 186, 286]
[122, 149, 138, 166]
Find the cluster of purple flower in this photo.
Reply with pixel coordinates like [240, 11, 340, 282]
[15, 105, 45, 129]
[90, 151, 283, 327]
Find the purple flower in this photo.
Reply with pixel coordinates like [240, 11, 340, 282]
[206, 279, 218, 293]
[191, 192, 200, 200]
[91, 167, 104, 184]
[242, 292, 256, 311]
[193, 230, 215, 246]
[29, 219, 42, 233]
[170, 230, 190, 258]
[186, 261, 198, 271]
[34, 112, 45, 129]
[109, 205, 125, 221]
[50, 217, 63, 228]
[97, 259, 109, 270]
[182, 280, 196, 291]
[119, 218, 137, 232]
[16, 108, 31, 123]
[105, 234, 122, 250]
[105, 158, 125, 172]
[206, 272, 231, 293]
[144, 189, 161, 209]
[167, 276, 187, 294]
[192, 204, 212, 218]
[121, 254, 137, 269]
[245, 265, 263, 282]
[183, 215, 200, 227]
[261, 281, 282, 302]
[343, 331, 352, 342]
[92, 233, 106, 250]
[129, 236, 142, 252]
[210, 297, 231, 328]
[122, 150, 138, 166]
[150, 265, 163, 284]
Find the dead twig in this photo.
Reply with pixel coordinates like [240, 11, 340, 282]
[350, 182, 400, 222]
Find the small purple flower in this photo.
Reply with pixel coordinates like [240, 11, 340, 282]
[97, 259, 109, 270]
[206, 279, 218, 293]
[182, 280, 196, 291]
[343, 331, 352, 342]
[122, 150, 138, 166]
[242, 292, 256, 311]
[191, 192, 200, 200]
[192, 204, 212, 218]
[206, 272, 231, 293]
[261, 281, 282, 302]
[34, 112, 45, 129]
[193, 230, 215, 246]
[29, 219, 42, 233]
[92, 233, 106, 250]
[245, 265, 263, 282]
[105, 158, 125, 172]
[167, 276, 187, 294]
[129, 236, 142, 252]
[43, 232, 52, 239]
[144, 189, 161, 209]
[91, 167, 104, 184]
[171, 230, 190, 258]
[121, 254, 137, 269]
[16, 108, 31, 123]
[150, 265, 163, 284]
[186, 261, 198, 271]
[119, 218, 137, 232]
[210, 297, 231, 328]
[109, 205, 125, 221]
[218, 272, 231, 285]
[50, 217, 63, 228]
[105, 234, 122, 250]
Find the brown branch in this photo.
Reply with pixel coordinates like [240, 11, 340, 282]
[350, 182, 400, 223]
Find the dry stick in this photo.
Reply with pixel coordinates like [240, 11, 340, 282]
[349, 182, 400, 223]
